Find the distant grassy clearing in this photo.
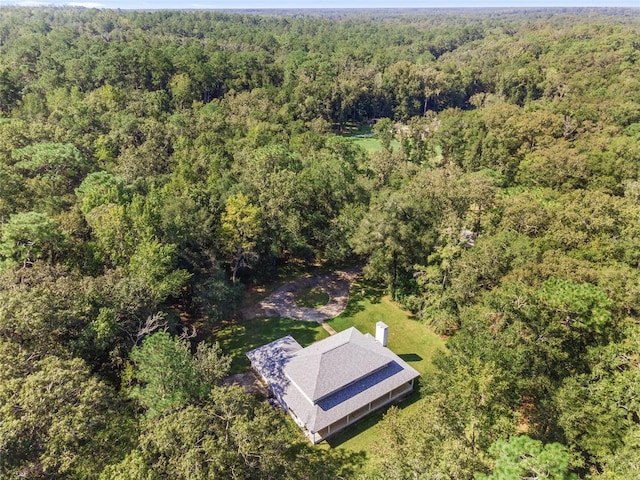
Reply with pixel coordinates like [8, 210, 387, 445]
[351, 136, 385, 153]
[340, 123, 399, 154]
[295, 287, 330, 308]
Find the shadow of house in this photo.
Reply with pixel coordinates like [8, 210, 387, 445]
[247, 327, 419, 444]
[399, 353, 423, 363]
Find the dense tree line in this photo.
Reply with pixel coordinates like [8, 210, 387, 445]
[1, 6, 640, 479]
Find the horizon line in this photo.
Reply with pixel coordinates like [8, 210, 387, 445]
[2, 4, 640, 8]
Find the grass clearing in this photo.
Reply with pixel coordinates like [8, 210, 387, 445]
[218, 275, 446, 473]
[328, 291, 445, 377]
[340, 123, 399, 154]
[349, 136, 401, 154]
[295, 286, 330, 308]
[351, 136, 384, 153]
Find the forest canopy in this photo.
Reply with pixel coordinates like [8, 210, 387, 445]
[1, 6, 640, 479]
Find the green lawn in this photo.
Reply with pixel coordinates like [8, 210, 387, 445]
[323, 282, 446, 463]
[216, 317, 329, 374]
[351, 136, 384, 153]
[295, 286, 330, 308]
[328, 291, 445, 378]
[340, 124, 399, 154]
[349, 135, 401, 154]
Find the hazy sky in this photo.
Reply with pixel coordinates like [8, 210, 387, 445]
[1, 0, 638, 9]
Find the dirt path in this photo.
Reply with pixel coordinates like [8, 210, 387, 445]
[320, 322, 337, 335]
[240, 266, 362, 324]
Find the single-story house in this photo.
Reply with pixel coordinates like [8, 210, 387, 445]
[246, 322, 420, 444]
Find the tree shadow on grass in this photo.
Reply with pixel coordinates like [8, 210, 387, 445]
[291, 440, 368, 478]
[339, 278, 385, 318]
[295, 287, 330, 308]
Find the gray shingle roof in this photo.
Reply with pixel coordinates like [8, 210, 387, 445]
[247, 327, 420, 434]
[246, 335, 302, 402]
[284, 328, 391, 403]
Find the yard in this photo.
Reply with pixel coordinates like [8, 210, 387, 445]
[216, 275, 446, 473]
[216, 316, 329, 374]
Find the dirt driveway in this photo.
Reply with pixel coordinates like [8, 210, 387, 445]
[240, 266, 362, 323]
[228, 266, 362, 393]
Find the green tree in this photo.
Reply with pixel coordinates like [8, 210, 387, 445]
[371, 403, 484, 480]
[218, 192, 262, 283]
[169, 73, 196, 109]
[127, 240, 191, 303]
[0, 211, 66, 269]
[373, 117, 395, 153]
[0, 66, 21, 113]
[555, 328, 640, 470]
[85, 202, 135, 267]
[516, 143, 590, 191]
[476, 435, 577, 480]
[103, 385, 361, 480]
[432, 356, 519, 456]
[537, 277, 612, 336]
[11, 142, 91, 186]
[0, 350, 134, 479]
[597, 427, 640, 480]
[127, 331, 229, 417]
[75, 171, 130, 216]
[0, 165, 29, 218]
[232, 145, 307, 261]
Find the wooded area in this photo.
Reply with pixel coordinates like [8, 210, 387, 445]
[1, 6, 639, 479]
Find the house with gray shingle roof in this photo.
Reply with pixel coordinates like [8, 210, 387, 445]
[246, 323, 420, 444]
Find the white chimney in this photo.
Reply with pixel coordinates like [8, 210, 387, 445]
[376, 321, 388, 347]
